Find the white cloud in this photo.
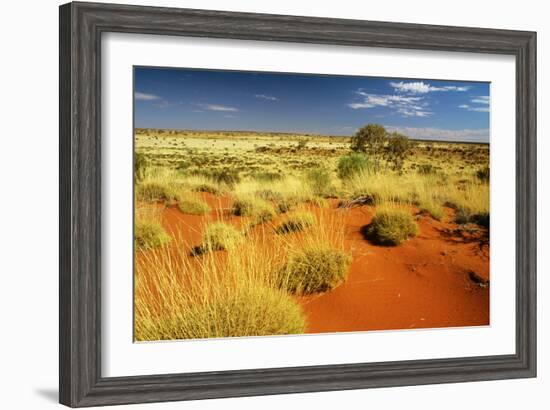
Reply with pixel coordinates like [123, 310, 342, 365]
[385, 126, 489, 143]
[135, 92, 161, 101]
[255, 94, 278, 101]
[198, 104, 239, 112]
[459, 105, 490, 112]
[470, 96, 490, 105]
[459, 95, 490, 113]
[400, 109, 432, 117]
[390, 81, 470, 94]
[348, 91, 432, 117]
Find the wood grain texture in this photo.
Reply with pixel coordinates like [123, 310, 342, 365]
[59, 1, 537, 407]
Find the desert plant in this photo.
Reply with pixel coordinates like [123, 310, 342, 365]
[134, 228, 307, 341]
[275, 212, 315, 234]
[278, 246, 351, 294]
[384, 132, 411, 172]
[418, 201, 444, 221]
[134, 220, 171, 250]
[350, 123, 387, 169]
[306, 167, 332, 196]
[134, 152, 148, 182]
[135, 181, 177, 202]
[176, 195, 211, 215]
[454, 208, 489, 228]
[276, 196, 299, 213]
[337, 152, 372, 179]
[365, 207, 418, 245]
[445, 184, 489, 227]
[203, 222, 244, 251]
[211, 168, 241, 187]
[351, 123, 386, 152]
[232, 196, 277, 223]
[191, 182, 221, 195]
[135, 283, 306, 340]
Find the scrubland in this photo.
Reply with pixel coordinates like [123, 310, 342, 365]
[134, 128, 490, 341]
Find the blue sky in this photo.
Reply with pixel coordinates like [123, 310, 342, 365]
[134, 67, 490, 143]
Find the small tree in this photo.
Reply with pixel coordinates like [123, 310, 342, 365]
[350, 124, 387, 170]
[385, 132, 411, 173]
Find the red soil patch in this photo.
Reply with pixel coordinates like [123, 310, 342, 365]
[157, 192, 247, 246]
[142, 195, 489, 334]
[300, 206, 489, 333]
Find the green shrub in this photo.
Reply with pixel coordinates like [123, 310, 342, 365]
[350, 123, 387, 155]
[365, 208, 418, 245]
[275, 212, 315, 234]
[384, 132, 411, 172]
[135, 285, 306, 340]
[135, 220, 171, 250]
[337, 153, 371, 179]
[177, 196, 211, 215]
[255, 189, 303, 214]
[278, 247, 351, 294]
[203, 222, 244, 251]
[232, 196, 277, 223]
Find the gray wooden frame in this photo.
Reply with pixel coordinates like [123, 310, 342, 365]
[59, 1, 537, 407]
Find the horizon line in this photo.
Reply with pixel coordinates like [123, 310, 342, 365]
[134, 127, 489, 144]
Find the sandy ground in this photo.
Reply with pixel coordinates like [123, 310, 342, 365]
[149, 193, 489, 334]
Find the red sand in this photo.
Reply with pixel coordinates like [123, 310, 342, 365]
[153, 194, 489, 333]
[299, 205, 489, 333]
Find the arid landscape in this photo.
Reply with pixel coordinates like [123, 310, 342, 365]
[133, 128, 489, 341]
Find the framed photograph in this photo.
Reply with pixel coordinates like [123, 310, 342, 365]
[59, 2, 536, 407]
